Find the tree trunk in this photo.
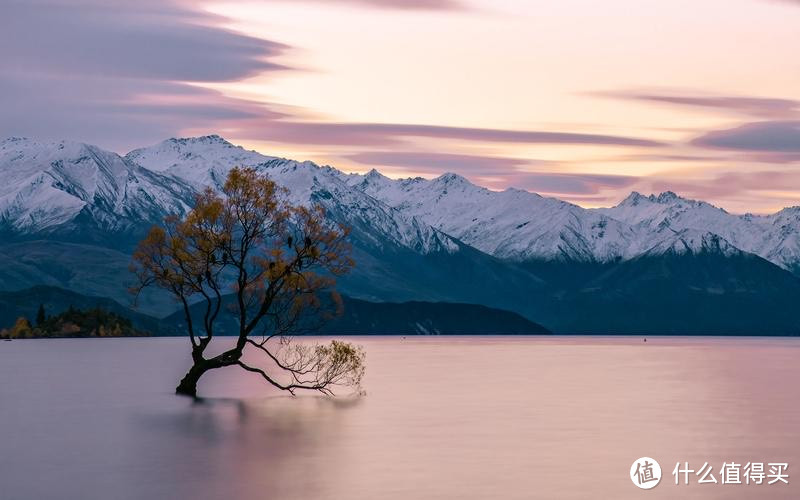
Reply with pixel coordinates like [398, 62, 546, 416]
[175, 361, 211, 397]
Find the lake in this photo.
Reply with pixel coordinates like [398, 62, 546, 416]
[1, 336, 799, 499]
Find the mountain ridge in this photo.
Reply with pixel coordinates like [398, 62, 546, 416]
[4, 134, 800, 272]
[3, 134, 800, 334]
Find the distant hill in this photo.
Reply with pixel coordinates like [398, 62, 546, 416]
[162, 294, 550, 336]
[528, 246, 800, 335]
[324, 298, 549, 335]
[0, 241, 176, 317]
[0, 286, 550, 336]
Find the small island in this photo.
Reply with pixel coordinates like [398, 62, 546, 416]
[0, 306, 149, 339]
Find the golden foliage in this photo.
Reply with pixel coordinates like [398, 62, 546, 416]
[1, 317, 33, 339]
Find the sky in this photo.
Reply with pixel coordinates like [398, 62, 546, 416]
[2, 0, 800, 213]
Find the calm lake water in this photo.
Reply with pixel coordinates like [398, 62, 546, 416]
[1, 336, 799, 499]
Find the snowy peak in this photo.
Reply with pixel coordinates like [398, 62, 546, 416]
[599, 191, 733, 237]
[165, 134, 231, 146]
[365, 168, 386, 180]
[653, 190, 680, 204]
[350, 169, 635, 262]
[0, 137, 192, 235]
[616, 190, 711, 209]
[598, 191, 800, 271]
[619, 191, 647, 206]
[432, 172, 472, 186]
[0, 136, 459, 256]
[125, 135, 275, 189]
[350, 168, 395, 192]
[234, 158, 461, 255]
[126, 138, 459, 255]
[4, 135, 800, 272]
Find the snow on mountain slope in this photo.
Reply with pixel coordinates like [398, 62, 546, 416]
[5, 134, 800, 270]
[125, 135, 275, 190]
[760, 207, 800, 272]
[0, 137, 192, 234]
[351, 169, 635, 261]
[597, 192, 800, 271]
[126, 137, 458, 254]
[352, 169, 800, 269]
[260, 159, 458, 253]
[597, 191, 763, 249]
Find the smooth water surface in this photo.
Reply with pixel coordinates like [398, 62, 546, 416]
[1, 336, 799, 499]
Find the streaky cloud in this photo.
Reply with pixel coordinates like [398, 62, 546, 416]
[0, 1, 289, 82]
[593, 89, 800, 119]
[346, 151, 536, 173]
[238, 121, 664, 147]
[510, 173, 639, 196]
[692, 121, 800, 154]
[647, 168, 800, 205]
[0, 0, 291, 150]
[0, 72, 285, 152]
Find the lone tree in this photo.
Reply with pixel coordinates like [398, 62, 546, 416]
[131, 167, 364, 397]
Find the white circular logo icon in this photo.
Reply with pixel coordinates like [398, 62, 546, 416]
[630, 457, 661, 489]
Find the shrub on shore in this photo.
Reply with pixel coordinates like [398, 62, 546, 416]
[0, 307, 148, 339]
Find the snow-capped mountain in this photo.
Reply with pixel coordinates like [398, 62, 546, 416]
[598, 191, 800, 271]
[349, 169, 636, 262]
[347, 169, 800, 271]
[759, 206, 800, 273]
[0, 135, 457, 255]
[125, 135, 277, 190]
[0, 137, 192, 239]
[3, 134, 800, 333]
[126, 136, 458, 255]
[3, 134, 800, 273]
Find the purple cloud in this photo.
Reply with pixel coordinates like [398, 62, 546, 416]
[511, 173, 639, 195]
[236, 121, 664, 148]
[646, 169, 800, 205]
[1, 1, 288, 82]
[0, 0, 291, 149]
[594, 90, 800, 119]
[613, 153, 722, 163]
[0, 0, 660, 157]
[692, 121, 800, 154]
[346, 151, 536, 173]
[0, 72, 287, 151]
